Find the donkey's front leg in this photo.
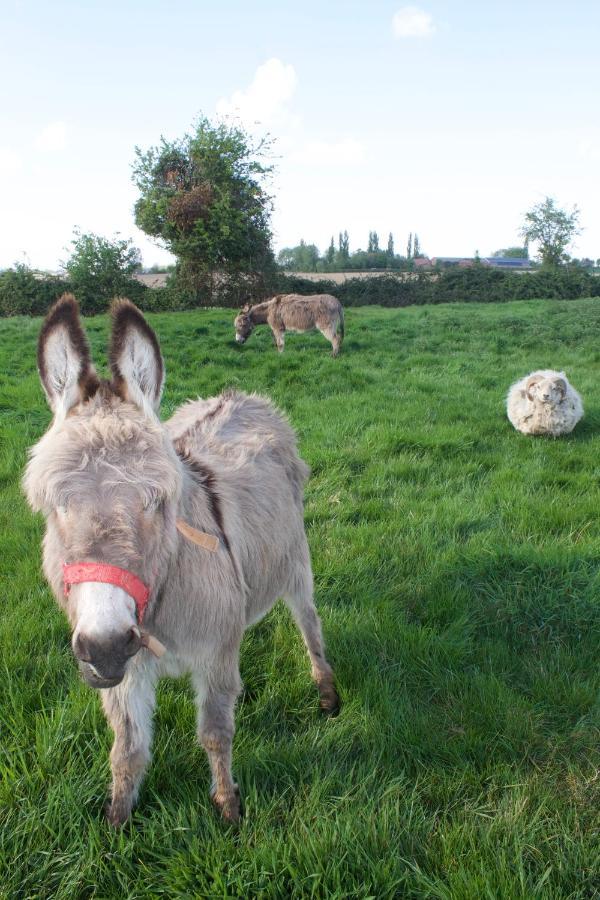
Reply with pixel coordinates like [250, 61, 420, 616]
[271, 327, 285, 352]
[193, 665, 242, 823]
[101, 658, 157, 827]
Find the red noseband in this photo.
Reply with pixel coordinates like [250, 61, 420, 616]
[63, 562, 151, 623]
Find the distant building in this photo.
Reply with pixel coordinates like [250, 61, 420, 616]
[482, 257, 533, 270]
[413, 257, 432, 268]
[431, 256, 533, 270]
[431, 257, 475, 268]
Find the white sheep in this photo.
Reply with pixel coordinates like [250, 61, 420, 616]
[506, 370, 583, 436]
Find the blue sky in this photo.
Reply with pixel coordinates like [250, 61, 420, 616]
[2, 0, 599, 269]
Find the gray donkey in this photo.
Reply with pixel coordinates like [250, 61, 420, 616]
[234, 293, 344, 356]
[24, 295, 339, 826]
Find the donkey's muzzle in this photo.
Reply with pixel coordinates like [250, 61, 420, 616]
[74, 627, 141, 689]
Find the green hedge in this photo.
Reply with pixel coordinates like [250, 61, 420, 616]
[2, 265, 600, 317]
[0, 266, 72, 317]
[274, 268, 600, 307]
[0, 265, 149, 317]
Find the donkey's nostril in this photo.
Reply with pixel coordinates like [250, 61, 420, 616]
[73, 632, 92, 663]
[124, 626, 142, 657]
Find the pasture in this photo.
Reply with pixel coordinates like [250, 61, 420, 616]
[1, 299, 599, 898]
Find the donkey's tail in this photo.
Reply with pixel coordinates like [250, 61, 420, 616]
[338, 306, 345, 339]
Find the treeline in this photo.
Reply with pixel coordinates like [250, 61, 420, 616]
[3, 263, 600, 317]
[277, 231, 430, 273]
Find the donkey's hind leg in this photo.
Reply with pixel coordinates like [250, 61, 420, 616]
[318, 324, 342, 357]
[101, 657, 158, 826]
[284, 564, 340, 715]
[193, 661, 242, 823]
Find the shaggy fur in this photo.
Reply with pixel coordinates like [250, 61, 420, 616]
[506, 369, 583, 436]
[24, 295, 339, 826]
[234, 293, 345, 356]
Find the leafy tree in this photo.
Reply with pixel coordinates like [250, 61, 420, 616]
[277, 240, 319, 272]
[406, 232, 413, 259]
[413, 233, 422, 258]
[338, 230, 350, 261]
[325, 236, 335, 266]
[521, 197, 580, 267]
[132, 116, 275, 293]
[491, 246, 529, 258]
[64, 230, 142, 307]
[387, 233, 394, 257]
[367, 231, 380, 253]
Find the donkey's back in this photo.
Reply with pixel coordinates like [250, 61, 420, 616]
[166, 389, 309, 505]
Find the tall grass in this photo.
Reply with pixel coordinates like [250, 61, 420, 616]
[1, 299, 599, 898]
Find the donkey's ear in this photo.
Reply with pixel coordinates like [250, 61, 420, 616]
[37, 293, 97, 418]
[109, 298, 164, 413]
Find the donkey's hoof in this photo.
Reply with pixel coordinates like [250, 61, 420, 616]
[104, 800, 131, 828]
[319, 684, 341, 717]
[211, 784, 241, 824]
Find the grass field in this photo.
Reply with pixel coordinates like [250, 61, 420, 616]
[1, 299, 600, 898]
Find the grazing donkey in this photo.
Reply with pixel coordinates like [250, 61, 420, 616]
[24, 294, 339, 826]
[234, 293, 345, 356]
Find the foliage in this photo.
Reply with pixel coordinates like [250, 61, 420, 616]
[2, 299, 600, 897]
[133, 116, 276, 293]
[278, 229, 432, 273]
[521, 197, 580, 267]
[270, 268, 600, 309]
[277, 241, 320, 272]
[0, 264, 71, 317]
[63, 230, 144, 312]
[4, 266, 600, 316]
[492, 246, 529, 258]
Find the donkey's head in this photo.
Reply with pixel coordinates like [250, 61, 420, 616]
[234, 304, 254, 344]
[24, 295, 181, 688]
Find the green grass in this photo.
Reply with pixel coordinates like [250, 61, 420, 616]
[1, 299, 600, 899]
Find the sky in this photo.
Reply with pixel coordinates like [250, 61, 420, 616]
[1, 0, 599, 270]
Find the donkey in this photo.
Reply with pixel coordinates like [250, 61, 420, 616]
[23, 294, 339, 826]
[234, 293, 345, 356]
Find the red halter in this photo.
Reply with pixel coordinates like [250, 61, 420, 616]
[63, 562, 151, 623]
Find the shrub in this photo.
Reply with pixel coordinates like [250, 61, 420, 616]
[0, 266, 72, 317]
[2, 264, 599, 317]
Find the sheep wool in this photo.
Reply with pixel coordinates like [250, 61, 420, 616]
[506, 370, 583, 436]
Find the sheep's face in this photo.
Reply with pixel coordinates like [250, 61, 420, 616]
[526, 375, 567, 406]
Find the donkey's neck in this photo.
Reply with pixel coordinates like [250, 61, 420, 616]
[175, 450, 230, 552]
[249, 302, 271, 325]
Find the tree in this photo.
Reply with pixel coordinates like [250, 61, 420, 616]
[325, 236, 335, 266]
[521, 197, 580, 267]
[338, 230, 350, 261]
[413, 233, 422, 257]
[132, 116, 275, 293]
[406, 232, 413, 259]
[491, 246, 529, 258]
[277, 240, 320, 272]
[64, 230, 142, 308]
[367, 231, 380, 253]
[387, 233, 394, 257]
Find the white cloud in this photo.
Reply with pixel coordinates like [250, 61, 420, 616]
[291, 138, 365, 167]
[392, 6, 435, 38]
[34, 121, 67, 152]
[578, 138, 600, 162]
[216, 58, 298, 128]
[0, 147, 22, 176]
